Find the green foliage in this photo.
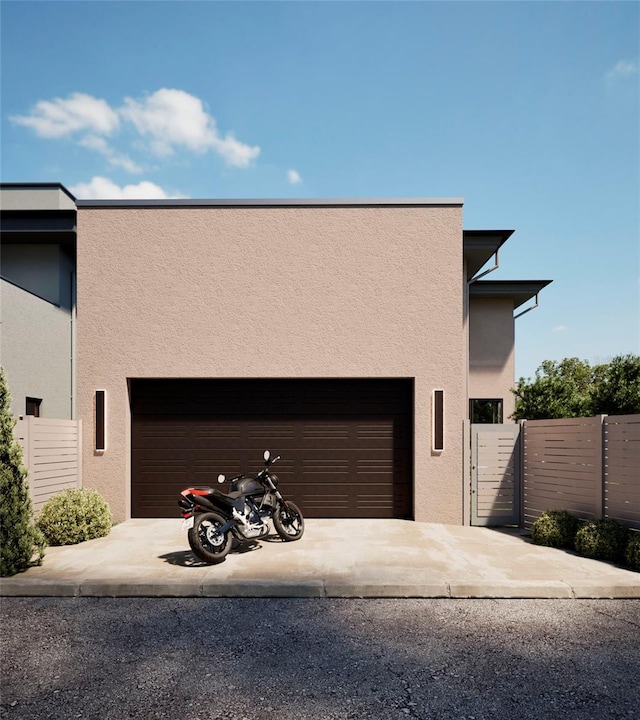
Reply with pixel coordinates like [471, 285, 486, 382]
[36, 488, 112, 546]
[0, 367, 46, 577]
[625, 533, 640, 572]
[512, 354, 640, 420]
[574, 519, 629, 562]
[591, 354, 640, 416]
[530, 510, 580, 548]
[512, 358, 593, 420]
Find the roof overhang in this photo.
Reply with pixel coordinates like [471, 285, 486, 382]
[0, 184, 77, 250]
[463, 230, 514, 281]
[0, 183, 77, 211]
[469, 280, 552, 309]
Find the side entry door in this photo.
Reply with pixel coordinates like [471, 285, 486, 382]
[471, 424, 521, 526]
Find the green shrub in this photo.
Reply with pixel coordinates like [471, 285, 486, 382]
[36, 489, 112, 545]
[0, 367, 46, 576]
[574, 518, 629, 562]
[625, 533, 640, 572]
[530, 510, 580, 548]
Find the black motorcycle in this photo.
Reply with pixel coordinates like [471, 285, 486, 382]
[178, 450, 304, 564]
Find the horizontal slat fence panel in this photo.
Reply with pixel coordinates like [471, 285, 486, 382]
[14, 416, 82, 513]
[604, 415, 640, 529]
[522, 415, 639, 530]
[523, 417, 603, 528]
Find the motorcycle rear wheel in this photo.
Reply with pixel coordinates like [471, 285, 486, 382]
[188, 512, 232, 564]
[273, 501, 305, 542]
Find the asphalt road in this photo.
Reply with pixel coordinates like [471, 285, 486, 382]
[1, 598, 639, 720]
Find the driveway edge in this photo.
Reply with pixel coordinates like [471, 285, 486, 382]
[2, 579, 639, 599]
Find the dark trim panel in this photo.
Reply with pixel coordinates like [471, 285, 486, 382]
[78, 197, 463, 209]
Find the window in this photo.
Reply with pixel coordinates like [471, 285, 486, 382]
[26, 397, 42, 417]
[470, 398, 503, 424]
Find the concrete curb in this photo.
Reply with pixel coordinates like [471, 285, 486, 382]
[2, 520, 639, 600]
[2, 578, 639, 599]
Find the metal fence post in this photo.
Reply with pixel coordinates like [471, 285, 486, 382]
[520, 419, 526, 528]
[596, 414, 606, 520]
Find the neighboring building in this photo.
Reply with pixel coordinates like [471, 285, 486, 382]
[1, 184, 550, 525]
[0, 184, 77, 420]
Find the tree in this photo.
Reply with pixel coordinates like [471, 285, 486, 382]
[0, 367, 46, 576]
[511, 354, 640, 420]
[511, 358, 595, 420]
[591, 354, 640, 416]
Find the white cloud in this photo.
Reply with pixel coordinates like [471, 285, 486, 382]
[11, 88, 260, 172]
[78, 135, 143, 174]
[108, 154, 145, 175]
[120, 89, 216, 156]
[120, 88, 260, 166]
[69, 176, 186, 200]
[607, 60, 638, 80]
[11, 92, 119, 138]
[553, 325, 567, 333]
[211, 133, 260, 168]
[287, 169, 302, 184]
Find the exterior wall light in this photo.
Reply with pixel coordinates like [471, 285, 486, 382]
[95, 390, 106, 452]
[432, 389, 444, 452]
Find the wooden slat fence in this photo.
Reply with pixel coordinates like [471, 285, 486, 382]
[522, 414, 640, 530]
[14, 416, 82, 512]
[604, 415, 640, 529]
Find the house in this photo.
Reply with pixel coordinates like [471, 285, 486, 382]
[1, 184, 551, 524]
[0, 184, 77, 420]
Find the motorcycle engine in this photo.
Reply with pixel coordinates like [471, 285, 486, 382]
[236, 502, 267, 539]
[241, 525, 263, 539]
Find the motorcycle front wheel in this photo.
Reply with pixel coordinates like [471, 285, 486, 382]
[188, 512, 232, 564]
[273, 501, 305, 542]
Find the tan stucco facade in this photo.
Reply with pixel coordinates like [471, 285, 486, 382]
[468, 297, 516, 421]
[77, 203, 466, 524]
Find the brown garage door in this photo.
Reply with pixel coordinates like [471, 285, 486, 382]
[131, 379, 413, 518]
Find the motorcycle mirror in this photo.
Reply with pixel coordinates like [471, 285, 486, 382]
[263, 450, 270, 462]
[217, 474, 226, 483]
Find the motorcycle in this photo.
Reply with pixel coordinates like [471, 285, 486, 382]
[178, 450, 305, 564]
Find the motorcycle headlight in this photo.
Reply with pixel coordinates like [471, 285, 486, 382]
[270, 474, 279, 488]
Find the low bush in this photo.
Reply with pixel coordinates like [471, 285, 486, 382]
[530, 510, 579, 548]
[36, 489, 112, 546]
[625, 533, 640, 572]
[574, 518, 629, 562]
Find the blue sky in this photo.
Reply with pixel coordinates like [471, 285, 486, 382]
[2, 1, 638, 379]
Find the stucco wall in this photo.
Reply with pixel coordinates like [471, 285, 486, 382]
[468, 297, 515, 421]
[77, 204, 465, 523]
[1, 279, 72, 419]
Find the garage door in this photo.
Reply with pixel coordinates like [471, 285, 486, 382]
[131, 379, 413, 518]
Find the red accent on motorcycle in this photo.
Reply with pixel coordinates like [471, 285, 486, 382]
[189, 489, 210, 497]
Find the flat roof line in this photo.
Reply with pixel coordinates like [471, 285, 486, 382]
[77, 197, 464, 209]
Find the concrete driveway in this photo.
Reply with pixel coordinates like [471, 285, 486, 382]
[1, 519, 638, 598]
